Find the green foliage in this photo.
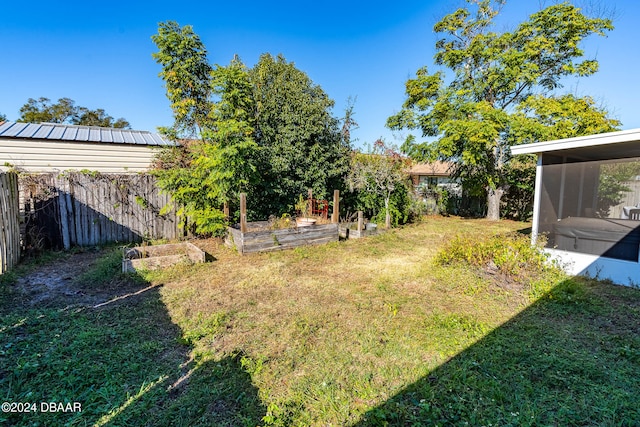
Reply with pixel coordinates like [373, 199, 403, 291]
[595, 161, 640, 217]
[388, 1, 618, 220]
[0, 112, 7, 122]
[346, 140, 411, 227]
[181, 312, 228, 345]
[203, 57, 259, 204]
[74, 107, 130, 128]
[512, 94, 621, 143]
[152, 21, 212, 138]
[17, 97, 130, 128]
[435, 232, 553, 278]
[154, 154, 229, 235]
[248, 53, 351, 218]
[501, 154, 537, 221]
[73, 247, 123, 287]
[152, 53, 258, 234]
[152, 33, 350, 226]
[416, 184, 455, 216]
[355, 181, 411, 227]
[19, 97, 76, 124]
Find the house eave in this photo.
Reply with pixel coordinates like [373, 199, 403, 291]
[511, 128, 640, 157]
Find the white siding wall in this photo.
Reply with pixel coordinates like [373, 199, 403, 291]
[545, 248, 640, 287]
[0, 138, 163, 173]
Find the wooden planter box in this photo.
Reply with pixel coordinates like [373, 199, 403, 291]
[226, 222, 339, 254]
[338, 223, 381, 239]
[122, 242, 205, 273]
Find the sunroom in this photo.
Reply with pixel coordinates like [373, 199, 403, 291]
[511, 129, 640, 286]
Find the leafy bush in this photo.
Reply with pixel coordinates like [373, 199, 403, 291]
[365, 184, 411, 227]
[435, 232, 554, 278]
[346, 140, 412, 227]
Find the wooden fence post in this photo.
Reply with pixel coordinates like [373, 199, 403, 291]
[55, 175, 71, 250]
[357, 211, 363, 233]
[0, 172, 20, 274]
[240, 193, 247, 233]
[332, 190, 340, 223]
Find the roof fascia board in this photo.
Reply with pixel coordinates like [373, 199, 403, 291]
[511, 128, 640, 155]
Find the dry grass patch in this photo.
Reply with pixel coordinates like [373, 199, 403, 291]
[143, 218, 543, 425]
[6, 217, 638, 426]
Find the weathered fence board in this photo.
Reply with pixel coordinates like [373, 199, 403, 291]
[0, 172, 20, 274]
[20, 172, 180, 249]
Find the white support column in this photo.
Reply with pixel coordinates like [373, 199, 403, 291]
[531, 154, 543, 245]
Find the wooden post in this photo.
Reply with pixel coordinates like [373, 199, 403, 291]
[223, 202, 230, 219]
[332, 190, 340, 223]
[357, 211, 363, 233]
[56, 175, 71, 250]
[240, 193, 247, 233]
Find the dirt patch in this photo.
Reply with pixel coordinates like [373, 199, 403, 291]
[13, 249, 146, 308]
[15, 251, 102, 305]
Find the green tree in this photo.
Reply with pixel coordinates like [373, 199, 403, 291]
[502, 94, 620, 220]
[596, 161, 640, 218]
[388, 0, 617, 220]
[19, 97, 77, 124]
[204, 57, 259, 208]
[17, 97, 130, 128]
[151, 21, 213, 139]
[151, 24, 350, 226]
[74, 107, 130, 128]
[153, 57, 258, 235]
[512, 94, 620, 142]
[249, 53, 351, 217]
[0, 112, 7, 122]
[346, 140, 411, 228]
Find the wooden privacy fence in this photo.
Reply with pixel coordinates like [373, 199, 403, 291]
[1, 172, 20, 274]
[21, 172, 181, 250]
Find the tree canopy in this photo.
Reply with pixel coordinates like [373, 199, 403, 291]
[151, 22, 350, 232]
[17, 97, 130, 128]
[388, 0, 620, 219]
[346, 140, 411, 228]
[151, 21, 212, 139]
[151, 56, 258, 235]
[249, 53, 351, 216]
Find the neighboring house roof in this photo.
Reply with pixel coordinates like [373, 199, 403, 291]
[409, 161, 454, 177]
[0, 121, 172, 146]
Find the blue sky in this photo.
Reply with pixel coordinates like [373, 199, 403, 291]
[1, 0, 639, 148]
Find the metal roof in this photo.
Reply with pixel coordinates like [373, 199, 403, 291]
[0, 121, 173, 146]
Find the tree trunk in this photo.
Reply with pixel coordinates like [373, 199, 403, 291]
[486, 187, 505, 220]
[384, 196, 391, 228]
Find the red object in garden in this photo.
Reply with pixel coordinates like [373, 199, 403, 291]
[310, 198, 329, 219]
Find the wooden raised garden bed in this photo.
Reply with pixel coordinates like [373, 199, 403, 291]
[226, 221, 339, 254]
[339, 222, 380, 239]
[122, 242, 206, 273]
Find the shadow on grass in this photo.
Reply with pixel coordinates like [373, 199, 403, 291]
[516, 225, 532, 236]
[354, 278, 640, 426]
[0, 252, 264, 427]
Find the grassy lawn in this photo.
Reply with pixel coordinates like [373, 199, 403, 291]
[1, 217, 639, 426]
